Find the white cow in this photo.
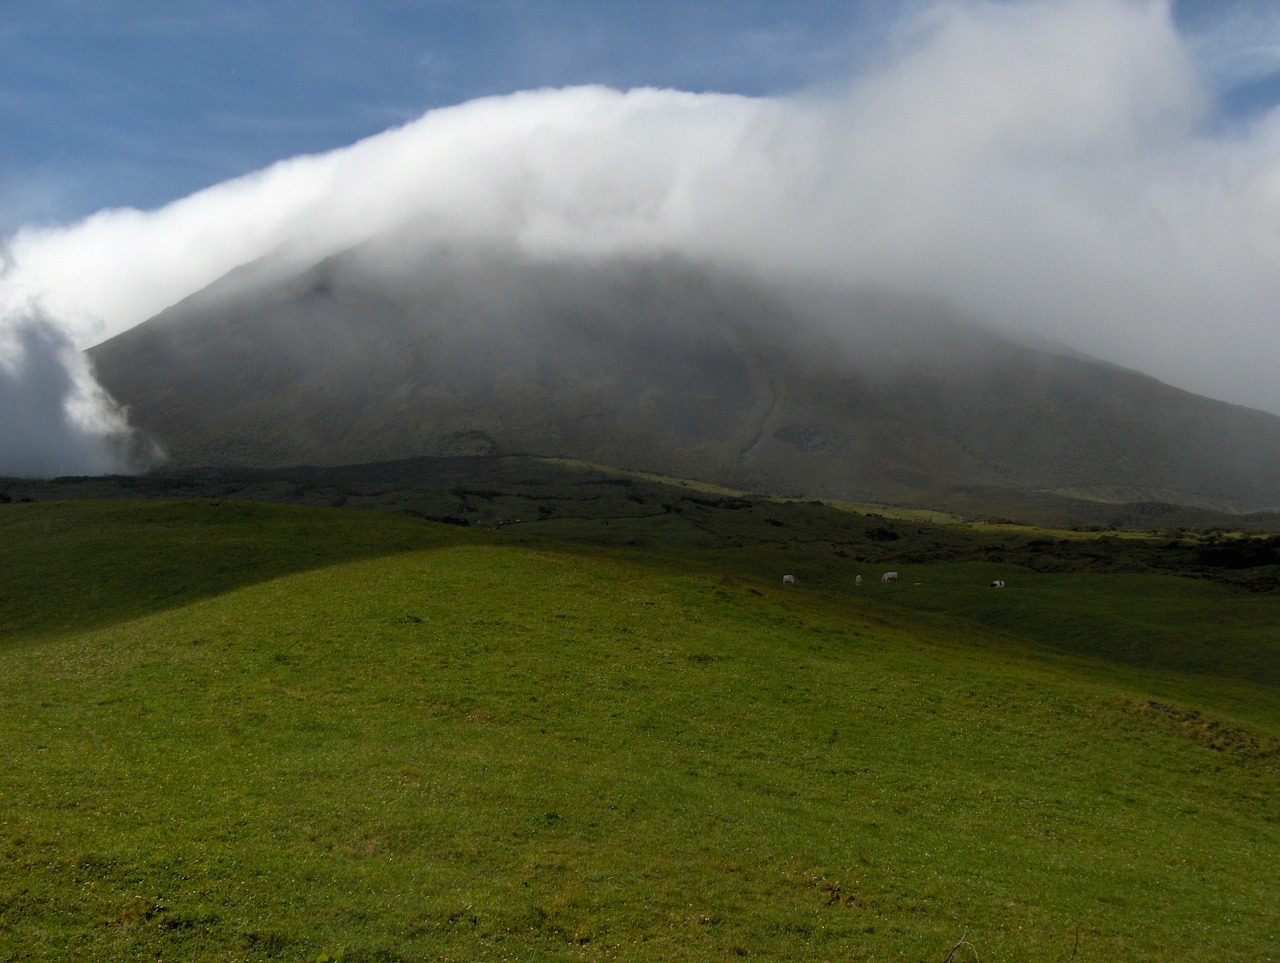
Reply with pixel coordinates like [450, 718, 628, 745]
[855, 575, 863, 587]
[783, 574, 798, 584]
[881, 572, 899, 583]
[991, 580, 1006, 588]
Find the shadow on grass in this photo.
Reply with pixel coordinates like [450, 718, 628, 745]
[0, 499, 478, 649]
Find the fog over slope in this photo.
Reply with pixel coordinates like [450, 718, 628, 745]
[89, 241, 1280, 512]
[5, 0, 1280, 476]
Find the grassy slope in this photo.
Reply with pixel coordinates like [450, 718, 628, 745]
[0, 500, 464, 649]
[0, 501, 1277, 962]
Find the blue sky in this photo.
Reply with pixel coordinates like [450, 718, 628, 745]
[1, 0, 892, 232]
[5, 0, 1280, 235]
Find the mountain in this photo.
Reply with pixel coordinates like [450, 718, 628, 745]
[88, 241, 1280, 513]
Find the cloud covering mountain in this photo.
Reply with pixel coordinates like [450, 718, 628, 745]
[4, 0, 1280, 475]
[88, 241, 1280, 512]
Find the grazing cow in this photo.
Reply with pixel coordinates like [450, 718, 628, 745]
[881, 572, 899, 583]
[783, 574, 798, 584]
[991, 579, 1006, 588]
[855, 575, 863, 587]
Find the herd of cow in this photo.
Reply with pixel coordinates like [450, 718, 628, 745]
[781, 572, 1008, 587]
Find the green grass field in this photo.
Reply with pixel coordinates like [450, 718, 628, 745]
[1, 499, 1277, 961]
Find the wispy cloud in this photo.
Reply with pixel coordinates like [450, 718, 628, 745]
[0, 310, 157, 477]
[1178, 0, 1280, 90]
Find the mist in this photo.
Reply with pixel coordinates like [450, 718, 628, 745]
[0, 311, 159, 477]
[4, 0, 1280, 476]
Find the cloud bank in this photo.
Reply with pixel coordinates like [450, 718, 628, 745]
[4, 0, 1280, 475]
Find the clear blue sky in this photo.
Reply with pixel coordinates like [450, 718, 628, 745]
[3, 0, 1279, 235]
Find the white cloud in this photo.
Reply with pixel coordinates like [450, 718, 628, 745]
[0, 310, 159, 477]
[4, 0, 1280, 477]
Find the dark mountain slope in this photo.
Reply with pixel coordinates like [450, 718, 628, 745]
[89, 244, 1280, 512]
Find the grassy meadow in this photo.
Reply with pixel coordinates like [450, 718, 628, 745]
[0, 493, 1277, 961]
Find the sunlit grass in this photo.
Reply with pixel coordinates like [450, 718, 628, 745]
[0, 501, 1276, 961]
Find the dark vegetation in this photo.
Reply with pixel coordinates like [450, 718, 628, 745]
[6, 455, 1280, 593]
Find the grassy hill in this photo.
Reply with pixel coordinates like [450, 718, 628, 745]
[1, 497, 1277, 961]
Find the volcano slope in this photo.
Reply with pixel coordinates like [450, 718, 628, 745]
[0, 494, 1277, 962]
[88, 243, 1280, 514]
